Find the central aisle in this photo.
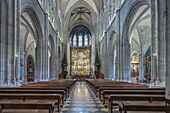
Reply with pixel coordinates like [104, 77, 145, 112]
[61, 81, 108, 113]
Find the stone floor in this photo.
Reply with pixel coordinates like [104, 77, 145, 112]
[60, 81, 109, 113]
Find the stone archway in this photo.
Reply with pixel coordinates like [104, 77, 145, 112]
[19, 7, 43, 83]
[122, 1, 151, 82]
[48, 35, 56, 80]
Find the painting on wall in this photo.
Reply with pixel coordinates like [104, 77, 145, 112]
[27, 55, 34, 82]
[131, 53, 139, 82]
[143, 47, 151, 83]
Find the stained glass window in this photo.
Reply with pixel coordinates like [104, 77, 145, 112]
[70, 25, 91, 47]
[84, 35, 88, 46]
[73, 35, 77, 46]
[79, 35, 82, 46]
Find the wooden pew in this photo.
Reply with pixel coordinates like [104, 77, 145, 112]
[85, 79, 148, 96]
[109, 94, 165, 113]
[0, 87, 68, 97]
[0, 90, 65, 104]
[0, 79, 76, 98]
[166, 99, 170, 113]
[0, 100, 55, 113]
[98, 87, 165, 100]
[102, 89, 165, 105]
[21, 80, 76, 96]
[0, 94, 61, 112]
[121, 101, 165, 113]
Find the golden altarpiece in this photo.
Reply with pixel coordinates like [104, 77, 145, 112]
[70, 47, 91, 77]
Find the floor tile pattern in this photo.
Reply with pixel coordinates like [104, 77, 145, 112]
[60, 81, 109, 113]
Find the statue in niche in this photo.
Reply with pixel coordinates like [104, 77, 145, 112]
[28, 66, 33, 75]
[131, 66, 135, 77]
[146, 72, 151, 83]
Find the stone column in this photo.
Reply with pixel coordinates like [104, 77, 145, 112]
[1, 0, 8, 85]
[122, 40, 130, 82]
[104, 32, 109, 78]
[166, 0, 170, 80]
[7, 0, 15, 85]
[139, 52, 144, 82]
[58, 43, 61, 75]
[36, 39, 43, 82]
[43, 13, 49, 81]
[91, 33, 96, 76]
[0, 0, 4, 86]
[105, 32, 110, 79]
[112, 57, 115, 80]
[14, 56, 19, 85]
[165, 5, 170, 102]
[14, 0, 20, 85]
[151, 0, 158, 85]
[44, 5, 49, 77]
[67, 39, 70, 76]
[56, 35, 59, 79]
[157, 0, 166, 85]
[57, 38, 61, 78]
[116, 9, 120, 80]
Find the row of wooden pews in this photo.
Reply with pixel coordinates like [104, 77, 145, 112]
[0, 79, 76, 113]
[86, 79, 167, 113]
[166, 99, 170, 113]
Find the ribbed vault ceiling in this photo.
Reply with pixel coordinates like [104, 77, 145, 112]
[58, 0, 99, 28]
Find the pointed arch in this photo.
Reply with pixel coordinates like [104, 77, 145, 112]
[20, 6, 43, 82]
[121, 0, 150, 81]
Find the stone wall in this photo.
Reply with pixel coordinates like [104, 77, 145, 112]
[0, 0, 61, 86]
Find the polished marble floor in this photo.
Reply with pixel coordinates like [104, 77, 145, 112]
[60, 81, 109, 113]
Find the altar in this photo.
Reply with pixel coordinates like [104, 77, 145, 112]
[71, 75, 91, 80]
[70, 47, 91, 76]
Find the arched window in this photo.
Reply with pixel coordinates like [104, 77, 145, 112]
[70, 25, 91, 47]
[84, 35, 88, 46]
[73, 35, 77, 46]
[79, 34, 83, 46]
